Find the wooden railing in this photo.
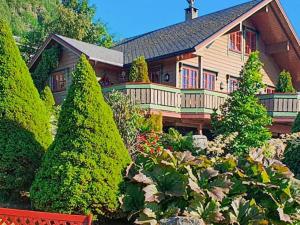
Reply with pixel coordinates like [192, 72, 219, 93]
[103, 83, 300, 117]
[258, 93, 300, 117]
[0, 207, 92, 225]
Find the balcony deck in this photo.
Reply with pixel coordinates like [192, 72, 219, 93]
[103, 83, 300, 120]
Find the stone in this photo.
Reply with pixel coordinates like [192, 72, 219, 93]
[193, 135, 208, 149]
[160, 217, 205, 225]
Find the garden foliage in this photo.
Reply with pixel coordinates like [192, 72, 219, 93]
[284, 133, 300, 179]
[212, 52, 272, 155]
[140, 113, 163, 133]
[122, 148, 300, 225]
[106, 90, 143, 153]
[129, 56, 150, 83]
[40, 85, 55, 113]
[292, 112, 300, 133]
[30, 55, 131, 218]
[0, 19, 51, 201]
[275, 70, 295, 93]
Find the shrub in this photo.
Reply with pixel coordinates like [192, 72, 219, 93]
[292, 112, 300, 133]
[106, 90, 143, 153]
[122, 148, 300, 224]
[40, 86, 55, 113]
[31, 46, 60, 92]
[0, 19, 52, 201]
[212, 52, 272, 156]
[275, 70, 296, 93]
[140, 113, 163, 133]
[284, 133, 300, 179]
[30, 55, 131, 219]
[129, 56, 150, 83]
[160, 128, 196, 154]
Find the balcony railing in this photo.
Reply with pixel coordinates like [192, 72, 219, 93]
[103, 83, 227, 114]
[258, 93, 300, 117]
[103, 83, 300, 118]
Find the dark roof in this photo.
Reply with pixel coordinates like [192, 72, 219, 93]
[56, 35, 124, 66]
[113, 0, 263, 65]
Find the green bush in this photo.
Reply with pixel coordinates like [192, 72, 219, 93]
[292, 113, 300, 133]
[275, 70, 295, 93]
[30, 55, 131, 219]
[284, 134, 300, 179]
[140, 113, 163, 133]
[106, 90, 143, 153]
[40, 85, 55, 113]
[0, 19, 52, 201]
[129, 56, 150, 83]
[31, 46, 60, 92]
[160, 128, 196, 154]
[122, 148, 300, 224]
[212, 52, 272, 156]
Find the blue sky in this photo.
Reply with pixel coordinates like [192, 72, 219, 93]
[90, 0, 300, 41]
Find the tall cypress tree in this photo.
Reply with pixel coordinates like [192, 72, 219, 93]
[30, 55, 131, 218]
[0, 19, 51, 201]
[212, 52, 272, 155]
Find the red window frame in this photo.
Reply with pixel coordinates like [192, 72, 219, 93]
[181, 67, 198, 89]
[228, 77, 238, 93]
[266, 87, 275, 94]
[202, 71, 216, 91]
[52, 71, 66, 92]
[229, 32, 242, 53]
[245, 30, 257, 55]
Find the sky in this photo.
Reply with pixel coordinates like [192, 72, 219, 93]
[90, 0, 300, 41]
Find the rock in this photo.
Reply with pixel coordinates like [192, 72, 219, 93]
[160, 217, 205, 225]
[193, 135, 208, 149]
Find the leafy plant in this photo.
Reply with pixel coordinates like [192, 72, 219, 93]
[160, 128, 196, 155]
[275, 70, 295, 93]
[292, 112, 300, 133]
[30, 55, 131, 219]
[212, 51, 272, 156]
[0, 19, 51, 202]
[129, 56, 150, 83]
[106, 90, 143, 153]
[122, 147, 300, 224]
[140, 113, 163, 133]
[284, 133, 300, 179]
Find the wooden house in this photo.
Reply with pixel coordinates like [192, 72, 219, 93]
[29, 0, 300, 137]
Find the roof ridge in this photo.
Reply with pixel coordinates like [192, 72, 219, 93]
[114, 0, 263, 47]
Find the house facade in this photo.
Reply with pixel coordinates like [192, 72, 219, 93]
[29, 0, 300, 137]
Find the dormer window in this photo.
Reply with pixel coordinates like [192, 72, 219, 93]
[229, 31, 242, 53]
[245, 30, 257, 54]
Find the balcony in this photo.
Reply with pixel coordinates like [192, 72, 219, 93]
[103, 83, 300, 120]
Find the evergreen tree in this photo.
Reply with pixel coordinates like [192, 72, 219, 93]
[212, 52, 272, 155]
[30, 55, 131, 218]
[291, 112, 300, 133]
[129, 56, 150, 83]
[275, 70, 295, 93]
[40, 86, 55, 113]
[0, 19, 51, 201]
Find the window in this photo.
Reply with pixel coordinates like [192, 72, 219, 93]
[52, 71, 66, 92]
[149, 66, 161, 83]
[229, 32, 242, 52]
[245, 30, 256, 54]
[202, 71, 216, 91]
[181, 67, 198, 89]
[228, 77, 238, 93]
[266, 87, 275, 94]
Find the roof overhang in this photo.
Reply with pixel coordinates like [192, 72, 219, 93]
[28, 34, 124, 70]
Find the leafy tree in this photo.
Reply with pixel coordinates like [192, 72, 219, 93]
[0, 19, 51, 201]
[129, 56, 150, 83]
[106, 90, 143, 153]
[275, 70, 295, 93]
[30, 55, 131, 218]
[211, 52, 272, 155]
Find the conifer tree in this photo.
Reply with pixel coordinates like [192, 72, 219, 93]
[30, 55, 131, 218]
[0, 19, 51, 201]
[291, 112, 300, 133]
[212, 52, 272, 155]
[40, 86, 55, 113]
[275, 70, 295, 93]
[129, 56, 150, 82]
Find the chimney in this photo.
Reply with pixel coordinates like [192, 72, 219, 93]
[185, 0, 198, 21]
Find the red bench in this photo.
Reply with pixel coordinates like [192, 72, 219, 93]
[0, 207, 92, 225]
